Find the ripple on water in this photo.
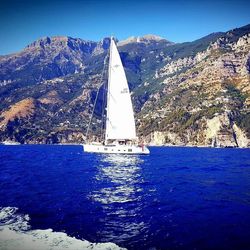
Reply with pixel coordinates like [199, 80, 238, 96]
[1, 145, 250, 250]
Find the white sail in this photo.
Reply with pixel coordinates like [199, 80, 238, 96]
[105, 39, 137, 141]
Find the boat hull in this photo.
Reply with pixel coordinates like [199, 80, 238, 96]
[83, 144, 150, 154]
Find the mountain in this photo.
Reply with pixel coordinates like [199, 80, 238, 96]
[117, 34, 173, 46]
[0, 24, 250, 147]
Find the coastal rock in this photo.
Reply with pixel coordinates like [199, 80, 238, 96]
[233, 123, 250, 147]
[149, 131, 166, 145]
[205, 113, 237, 147]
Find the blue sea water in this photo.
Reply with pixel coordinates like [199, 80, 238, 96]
[0, 145, 250, 250]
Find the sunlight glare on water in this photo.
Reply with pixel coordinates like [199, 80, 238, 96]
[89, 154, 149, 245]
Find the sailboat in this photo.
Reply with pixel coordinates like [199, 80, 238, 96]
[83, 38, 150, 154]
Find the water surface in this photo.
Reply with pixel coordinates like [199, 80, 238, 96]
[0, 145, 250, 250]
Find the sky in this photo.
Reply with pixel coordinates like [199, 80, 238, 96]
[0, 0, 250, 55]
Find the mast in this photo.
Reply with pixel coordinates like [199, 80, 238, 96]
[104, 37, 113, 145]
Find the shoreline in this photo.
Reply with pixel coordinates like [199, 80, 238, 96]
[0, 142, 249, 149]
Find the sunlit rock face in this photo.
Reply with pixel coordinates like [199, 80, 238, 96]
[0, 24, 250, 147]
[204, 113, 238, 147]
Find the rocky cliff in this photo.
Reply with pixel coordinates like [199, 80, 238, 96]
[137, 29, 250, 147]
[0, 24, 250, 147]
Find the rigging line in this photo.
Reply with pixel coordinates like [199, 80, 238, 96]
[86, 53, 109, 142]
[100, 55, 108, 142]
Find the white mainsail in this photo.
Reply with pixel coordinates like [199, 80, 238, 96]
[105, 38, 137, 142]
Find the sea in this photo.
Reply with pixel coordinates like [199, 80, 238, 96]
[0, 145, 250, 250]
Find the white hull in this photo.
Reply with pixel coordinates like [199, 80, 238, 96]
[1, 141, 21, 145]
[83, 144, 150, 154]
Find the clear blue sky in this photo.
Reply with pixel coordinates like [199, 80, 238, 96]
[0, 0, 250, 55]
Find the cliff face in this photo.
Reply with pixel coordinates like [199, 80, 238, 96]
[137, 29, 250, 147]
[0, 24, 250, 147]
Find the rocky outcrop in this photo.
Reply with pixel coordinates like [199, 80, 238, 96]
[233, 124, 250, 147]
[146, 112, 249, 148]
[148, 131, 166, 145]
[204, 113, 237, 147]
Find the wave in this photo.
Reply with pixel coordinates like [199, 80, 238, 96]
[0, 207, 126, 250]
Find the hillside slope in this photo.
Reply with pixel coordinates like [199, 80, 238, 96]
[0, 25, 249, 147]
